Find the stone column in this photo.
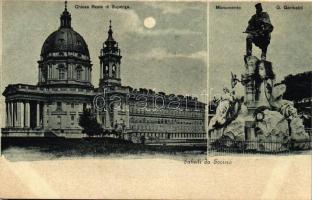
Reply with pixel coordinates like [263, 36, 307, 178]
[36, 102, 40, 127]
[68, 64, 71, 79]
[6, 103, 9, 127]
[5, 102, 8, 127]
[49, 65, 52, 79]
[11, 102, 14, 127]
[47, 104, 51, 129]
[12, 102, 16, 127]
[51, 66, 55, 80]
[20, 102, 24, 128]
[47, 66, 50, 79]
[100, 63, 103, 79]
[10, 102, 13, 127]
[113, 103, 119, 126]
[52, 67, 55, 79]
[117, 64, 120, 79]
[71, 65, 74, 79]
[125, 104, 130, 129]
[16, 102, 21, 127]
[7, 102, 10, 127]
[24, 101, 30, 128]
[84, 68, 87, 81]
[13, 102, 18, 127]
[42, 103, 46, 128]
[96, 109, 100, 124]
[74, 65, 76, 79]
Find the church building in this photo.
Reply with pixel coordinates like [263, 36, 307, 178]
[2, 3, 206, 142]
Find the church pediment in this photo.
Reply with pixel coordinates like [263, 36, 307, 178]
[2, 84, 43, 97]
[2, 85, 18, 96]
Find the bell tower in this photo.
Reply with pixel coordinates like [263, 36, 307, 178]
[99, 20, 122, 87]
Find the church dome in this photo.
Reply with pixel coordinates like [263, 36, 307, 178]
[37, 2, 93, 88]
[40, 3, 89, 58]
[41, 28, 89, 57]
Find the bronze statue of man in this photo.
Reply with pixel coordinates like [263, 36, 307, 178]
[245, 3, 273, 60]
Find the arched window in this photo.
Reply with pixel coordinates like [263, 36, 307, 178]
[58, 64, 65, 80]
[112, 64, 116, 78]
[104, 65, 109, 76]
[41, 68, 46, 82]
[77, 70, 81, 80]
[76, 65, 83, 80]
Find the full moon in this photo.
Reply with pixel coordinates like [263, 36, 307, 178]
[144, 17, 156, 29]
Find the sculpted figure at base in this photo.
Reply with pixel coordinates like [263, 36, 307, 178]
[209, 64, 309, 151]
[209, 88, 247, 147]
[269, 84, 310, 148]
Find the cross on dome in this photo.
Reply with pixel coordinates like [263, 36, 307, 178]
[60, 1, 71, 28]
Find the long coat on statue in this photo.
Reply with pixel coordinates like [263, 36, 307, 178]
[245, 12, 274, 50]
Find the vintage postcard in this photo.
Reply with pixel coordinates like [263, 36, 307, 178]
[0, 0, 311, 199]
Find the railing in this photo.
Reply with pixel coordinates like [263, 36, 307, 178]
[208, 128, 312, 154]
[208, 138, 312, 154]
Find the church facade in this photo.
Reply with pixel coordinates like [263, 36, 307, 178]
[2, 3, 206, 142]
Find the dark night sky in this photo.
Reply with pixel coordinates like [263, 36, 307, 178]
[2, 1, 207, 101]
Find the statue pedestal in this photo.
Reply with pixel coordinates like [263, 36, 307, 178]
[208, 50, 309, 152]
[243, 56, 274, 114]
[245, 120, 258, 150]
[242, 56, 276, 147]
[245, 121, 255, 140]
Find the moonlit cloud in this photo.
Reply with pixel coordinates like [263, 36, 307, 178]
[131, 48, 207, 64]
[145, 3, 188, 14]
[114, 9, 203, 36]
[136, 28, 203, 36]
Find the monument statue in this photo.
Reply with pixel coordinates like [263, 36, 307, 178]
[209, 3, 310, 152]
[244, 3, 274, 60]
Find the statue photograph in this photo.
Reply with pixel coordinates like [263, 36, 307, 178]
[209, 2, 311, 153]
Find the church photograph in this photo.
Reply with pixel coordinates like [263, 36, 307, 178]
[0, 1, 207, 158]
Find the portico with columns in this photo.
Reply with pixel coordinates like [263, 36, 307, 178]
[2, 82, 95, 137]
[2, 87, 47, 136]
[6, 101, 44, 129]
